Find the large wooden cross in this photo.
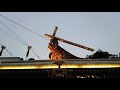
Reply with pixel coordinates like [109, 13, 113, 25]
[45, 27, 94, 52]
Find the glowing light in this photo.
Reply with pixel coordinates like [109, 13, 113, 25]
[0, 65, 57, 69]
[0, 64, 120, 69]
[61, 64, 120, 68]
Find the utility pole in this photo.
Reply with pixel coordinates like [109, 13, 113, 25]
[0, 45, 6, 56]
[25, 46, 32, 60]
[119, 53, 120, 59]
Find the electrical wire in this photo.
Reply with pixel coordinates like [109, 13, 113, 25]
[0, 20, 28, 46]
[0, 14, 48, 59]
[0, 27, 28, 46]
[31, 48, 41, 60]
[0, 14, 49, 40]
[5, 48, 14, 57]
[0, 24, 41, 59]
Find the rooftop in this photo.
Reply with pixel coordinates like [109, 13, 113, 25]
[0, 58, 120, 69]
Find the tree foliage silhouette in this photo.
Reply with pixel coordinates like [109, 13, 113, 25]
[87, 49, 111, 59]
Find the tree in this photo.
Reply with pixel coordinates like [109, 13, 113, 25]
[86, 49, 111, 59]
[28, 58, 35, 60]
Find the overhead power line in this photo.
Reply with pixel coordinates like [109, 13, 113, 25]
[0, 27, 28, 46]
[31, 48, 41, 60]
[5, 48, 15, 57]
[0, 14, 49, 40]
[0, 20, 28, 46]
[0, 26, 41, 59]
[0, 14, 44, 59]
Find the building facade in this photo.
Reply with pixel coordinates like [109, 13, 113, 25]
[0, 57, 120, 78]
